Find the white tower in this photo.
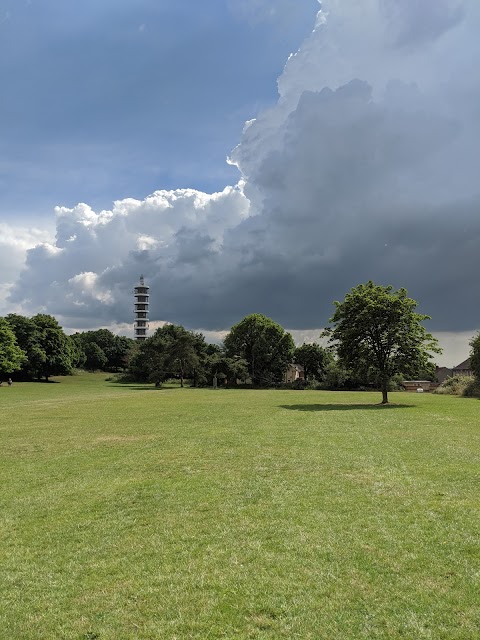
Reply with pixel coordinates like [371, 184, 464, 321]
[134, 275, 149, 340]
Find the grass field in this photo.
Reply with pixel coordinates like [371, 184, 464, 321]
[1, 373, 479, 639]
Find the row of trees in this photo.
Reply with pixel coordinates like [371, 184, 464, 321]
[0, 315, 134, 380]
[128, 324, 249, 388]
[4, 281, 476, 403]
[126, 282, 442, 403]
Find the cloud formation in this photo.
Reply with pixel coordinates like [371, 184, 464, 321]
[7, 0, 480, 339]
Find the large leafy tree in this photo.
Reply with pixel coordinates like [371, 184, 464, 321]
[324, 281, 441, 404]
[5, 314, 46, 379]
[84, 342, 108, 371]
[31, 314, 73, 380]
[74, 329, 134, 371]
[293, 343, 332, 381]
[165, 332, 200, 388]
[128, 324, 207, 387]
[224, 313, 294, 385]
[470, 333, 480, 380]
[207, 350, 249, 385]
[0, 318, 26, 377]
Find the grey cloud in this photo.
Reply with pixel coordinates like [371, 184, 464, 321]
[381, 0, 465, 47]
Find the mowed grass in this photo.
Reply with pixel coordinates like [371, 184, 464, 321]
[1, 374, 479, 639]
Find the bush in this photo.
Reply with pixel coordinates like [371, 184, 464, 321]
[434, 375, 475, 396]
[463, 379, 480, 398]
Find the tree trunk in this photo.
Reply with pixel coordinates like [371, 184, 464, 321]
[180, 365, 184, 388]
[381, 380, 389, 404]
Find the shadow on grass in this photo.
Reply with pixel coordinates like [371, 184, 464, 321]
[109, 384, 164, 391]
[280, 403, 415, 412]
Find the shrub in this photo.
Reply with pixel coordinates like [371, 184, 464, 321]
[463, 378, 480, 398]
[434, 375, 475, 396]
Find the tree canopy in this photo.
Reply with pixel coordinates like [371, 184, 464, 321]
[324, 281, 441, 403]
[293, 343, 332, 381]
[470, 333, 480, 381]
[224, 313, 294, 385]
[128, 324, 208, 387]
[0, 318, 26, 376]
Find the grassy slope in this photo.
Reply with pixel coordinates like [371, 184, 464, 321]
[0, 373, 479, 639]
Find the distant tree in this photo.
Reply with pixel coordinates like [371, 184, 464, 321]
[224, 314, 294, 385]
[127, 324, 208, 387]
[0, 318, 26, 376]
[84, 342, 108, 371]
[293, 343, 332, 381]
[470, 333, 480, 380]
[68, 333, 87, 369]
[165, 332, 200, 388]
[323, 281, 441, 404]
[207, 351, 249, 385]
[75, 329, 134, 371]
[31, 314, 73, 380]
[5, 314, 46, 379]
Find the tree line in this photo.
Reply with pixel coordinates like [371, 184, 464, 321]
[0, 314, 134, 381]
[1, 281, 479, 403]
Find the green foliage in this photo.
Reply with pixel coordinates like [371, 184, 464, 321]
[83, 342, 108, 371]
[6, 313, 72, 380]
[224, 313, 295, 385]
[31, 314, 73, 380]
[470, 332, 480, 380]
[434, 375, 476, 396]
[0, 318, 26, 376]
[324, 281, 441, 403]
[293, 343, 332, 381]
[128, 324, 208, 387]
[5, 314, 46, 379]
[67, 333, 87, 369]
[72, 329, 134, 372]
[207, 351, 249, 385]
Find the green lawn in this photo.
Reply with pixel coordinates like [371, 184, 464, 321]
[1, 373, 479, 639]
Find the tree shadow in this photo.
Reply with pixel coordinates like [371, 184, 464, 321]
[109, 384, 165, 391]
[280, 403, 415, 412]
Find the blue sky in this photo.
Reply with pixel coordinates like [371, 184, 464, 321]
[1, 0, 479, 367]
[0, 0, 318, 219]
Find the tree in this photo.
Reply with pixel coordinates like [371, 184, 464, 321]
[0, 318, 26, 376]
[31, 314, 73, 380]
[470, 333, 480, 380]
[84, 342, 108, 371]
[165, 332, 200, 388]
[5, 314, 46, 379]
[127, 324, 208, 387]
[293, 343, 332, 381]
[207, 350, 249, 386]
[324, 281, 441, 404]
[74, 329, 134, 371]
[68, 333, 87, 369]
[224, 314, 294, 385]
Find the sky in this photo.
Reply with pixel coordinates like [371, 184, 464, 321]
[1, 0, 479, 367]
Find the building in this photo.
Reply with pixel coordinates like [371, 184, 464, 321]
[134, 275, 149, 340]
[402, 380, 436, 392]
[284, 363, 305, 383]
[435, 366, 453, 384]
[452, 358, 472, 377]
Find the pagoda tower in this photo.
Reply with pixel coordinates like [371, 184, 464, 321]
[134, 275, 149, 340]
